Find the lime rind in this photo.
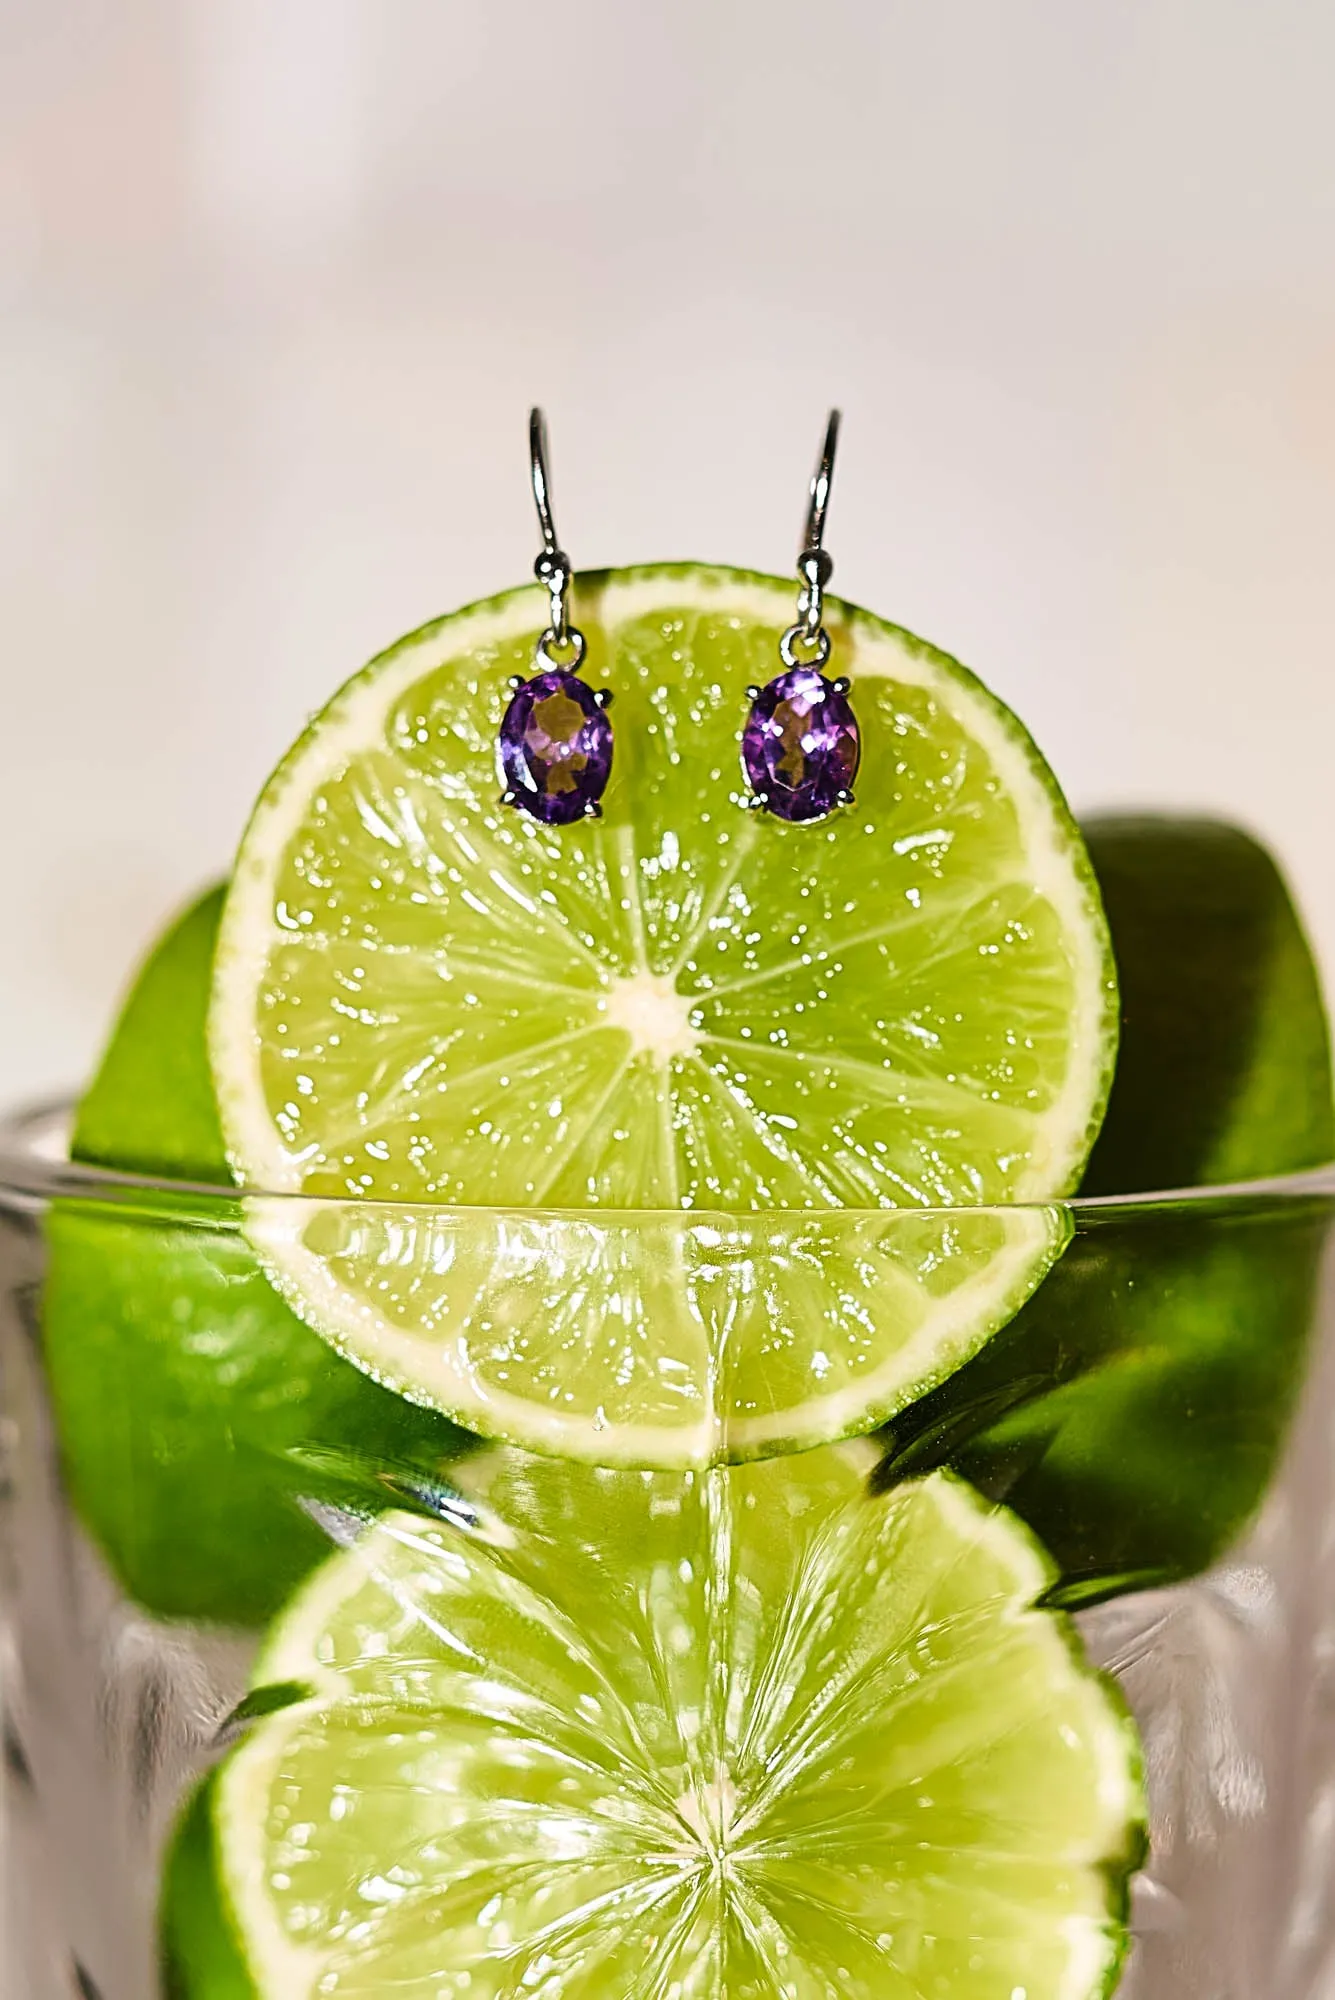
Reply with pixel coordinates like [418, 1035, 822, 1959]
[214, 1454, 1144, 2000]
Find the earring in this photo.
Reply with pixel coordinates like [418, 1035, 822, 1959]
[741, 409, 860, 822]
[498, 408, 614, 825]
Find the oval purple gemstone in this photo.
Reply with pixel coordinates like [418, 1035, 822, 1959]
[741, 666, 860, 822]
[498, 669, 613, 825]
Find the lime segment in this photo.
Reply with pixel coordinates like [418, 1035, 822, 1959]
[216, 1447, 1143, 2000]
[211, 566, 1115, 1461]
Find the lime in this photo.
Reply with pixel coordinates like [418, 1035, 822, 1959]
[214, 1445, 1143, 2000]
[74, 883, 231, 1184]
[1080, 815, 1334, 1191]
[44, 887, 472, 1626]
[880, 817, 1335, 1598]
[210, 564, 1115, 1463]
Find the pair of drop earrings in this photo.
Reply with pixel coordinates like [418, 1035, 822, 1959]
[497, 409, 861, 828]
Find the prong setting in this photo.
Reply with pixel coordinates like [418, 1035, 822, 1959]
[741, 667, 861, 824]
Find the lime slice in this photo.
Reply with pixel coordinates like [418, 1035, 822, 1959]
[45, 887, 470, 1626]
[215, 1447, 1143, 2000]
[210, 564, 1115, 1463]
[880, 817, 1335, 1599]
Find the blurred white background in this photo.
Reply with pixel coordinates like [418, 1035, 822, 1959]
[1, 0, 1333, 1106]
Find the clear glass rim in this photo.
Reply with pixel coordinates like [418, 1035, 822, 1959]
[2, 1096, 1333, 1223]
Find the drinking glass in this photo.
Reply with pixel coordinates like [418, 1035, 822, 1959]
[1, 1099, 1332, 1998]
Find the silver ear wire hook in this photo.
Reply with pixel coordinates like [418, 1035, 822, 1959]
[780, 408, 840, 671]
[529, 407, 586, 671]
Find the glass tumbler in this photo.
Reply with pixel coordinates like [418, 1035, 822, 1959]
[0, 1100, 1332, 1999]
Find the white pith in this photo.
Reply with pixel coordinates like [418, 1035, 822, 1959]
[601, 972, 702, 1060]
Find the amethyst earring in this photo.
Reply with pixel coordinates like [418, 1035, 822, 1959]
[742, 409, 860, 822]
[498, 409, 613, 825]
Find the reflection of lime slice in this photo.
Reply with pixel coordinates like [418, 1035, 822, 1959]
[210, 564, 1115, 1462]
[215, 1447, 1144, 2000]
[881, 817, 1335, 1599]
[44, 889, 469, 1627]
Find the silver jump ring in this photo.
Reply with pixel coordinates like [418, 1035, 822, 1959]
[779, 621, 832, 670]
[535, 548, 571, 651]
[534, 627, 588, 673]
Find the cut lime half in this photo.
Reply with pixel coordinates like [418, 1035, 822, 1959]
[215, 1446, 1144, 2000]
[211, 565, 1115, 1462]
